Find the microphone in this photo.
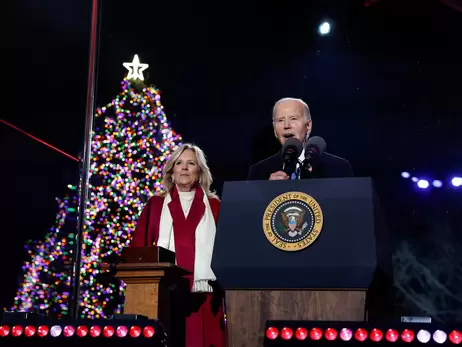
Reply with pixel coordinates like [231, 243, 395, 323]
[301, 136, 326, 178]
[281, 137, 303, 176]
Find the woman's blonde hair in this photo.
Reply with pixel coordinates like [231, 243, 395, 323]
[159, 143, 218, 199]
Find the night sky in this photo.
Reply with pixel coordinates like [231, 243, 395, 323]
[4, 0, 462, 321]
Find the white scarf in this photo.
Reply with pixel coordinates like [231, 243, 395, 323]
[157, 188, 217, 293]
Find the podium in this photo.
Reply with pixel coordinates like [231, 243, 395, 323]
[113, 246, 189, 343]
[211, 178, 392, 347]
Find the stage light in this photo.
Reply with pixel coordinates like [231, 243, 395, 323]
[401, 328, 415, 342]
[411, 176, 419, 182]
[433, 330, 447, 344]
[417, 179, 429, 189]
[417, 329, 431, 343]
[318, 22, 331, 35]
[370, 328, 383, 342]
[295, 327, 308, 340]
[386, 328, 399, 342]
[433, 180, 443, 188]
[355, 328, 368, 342]
[0, 321, 167, 347]
[401, 171, 411, 178]
[264, 322, 461, 346]
[339, 328, 353, 341]
[451, 177, 462, 187]
[281, 327, 293, 340]
[324, 327, 337, 341]
[449, 330, 462, 344]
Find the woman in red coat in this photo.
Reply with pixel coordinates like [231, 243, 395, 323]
[131, 143, 226, 347]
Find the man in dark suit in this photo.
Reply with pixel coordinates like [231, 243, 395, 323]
[247, 97, 353, 180]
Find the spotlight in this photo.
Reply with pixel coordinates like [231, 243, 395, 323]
[451, 177, 462, 187]
[432, 180, 443, 188]
[318, 22, 331, 35]
[417, 179, 429, 189]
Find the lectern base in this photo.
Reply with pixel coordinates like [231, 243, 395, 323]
[225, 290, 366, 347]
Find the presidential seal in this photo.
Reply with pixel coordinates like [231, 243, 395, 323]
[262, 192, 323, 251]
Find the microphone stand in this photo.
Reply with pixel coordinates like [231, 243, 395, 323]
[69, 0, 101, 321]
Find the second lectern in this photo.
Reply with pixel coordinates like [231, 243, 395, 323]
[211, 177, 391, 347]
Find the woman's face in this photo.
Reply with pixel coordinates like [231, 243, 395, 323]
[172, 149, 200, 191]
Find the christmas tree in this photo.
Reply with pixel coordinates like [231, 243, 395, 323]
[10, 55, 182, 319]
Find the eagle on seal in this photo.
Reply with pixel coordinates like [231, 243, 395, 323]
[281, 208, 305, 237]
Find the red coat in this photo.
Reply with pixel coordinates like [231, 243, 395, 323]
[130, 188, 225, 347]
[131, 189, 221, 250]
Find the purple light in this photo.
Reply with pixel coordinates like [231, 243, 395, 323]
[451, 177, 462, 187]
[401, 172, 410, 178]
[432, 180, 443, 188]
[417, 179, 429, 189]
[411, 177, 419, 183]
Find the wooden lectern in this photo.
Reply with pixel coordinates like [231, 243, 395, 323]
[212, 178, 392, 347]
[112, 246, 189, 341]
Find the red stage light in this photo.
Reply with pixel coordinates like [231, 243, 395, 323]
[325, 328, 338, 341]
[116, 326, 128, 337]
[340, 328, 353, 341]
[370, 328, 383, 342]
[143, 326, 155, 338]
[355, 328, 368, 341]
[12, 325, 23, 337]
[310, 327, 323, 340]
[130, 326, 142, 338]
[295, 327, 308, 340]
[24, 325, 36, 337]
[37, 325, 49, 337]
[266, 327, 278, 340]
[77, 325, 88, 337]
[0, 326, 10, 337]
[401, 329, 415, 343]
[103, 325, 114, 337]
[63, 325, 75, 337]
[90, 325, 101, 337]
[386, 329, 399, 342]
[449, 330, 462, 345]
[280, 327, 293, 340]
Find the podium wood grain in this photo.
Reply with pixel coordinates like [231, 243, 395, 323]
[225, 290, 366, 347]
[114, 262, 175, 319]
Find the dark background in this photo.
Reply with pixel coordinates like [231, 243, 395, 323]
[4, 0, 462, 323]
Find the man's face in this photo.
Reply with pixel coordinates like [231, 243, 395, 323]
[273, 100, 312, 145]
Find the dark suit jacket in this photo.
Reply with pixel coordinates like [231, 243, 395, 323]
[247, 152, 354, 180]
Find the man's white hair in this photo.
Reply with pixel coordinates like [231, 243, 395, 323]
[272, 97, 311, 121]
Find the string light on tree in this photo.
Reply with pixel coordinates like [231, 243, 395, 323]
[10, 58, 182, 318]
[123, 54, 149, 81]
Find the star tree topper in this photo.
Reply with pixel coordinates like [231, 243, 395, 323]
[123, 54, 149, 81]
